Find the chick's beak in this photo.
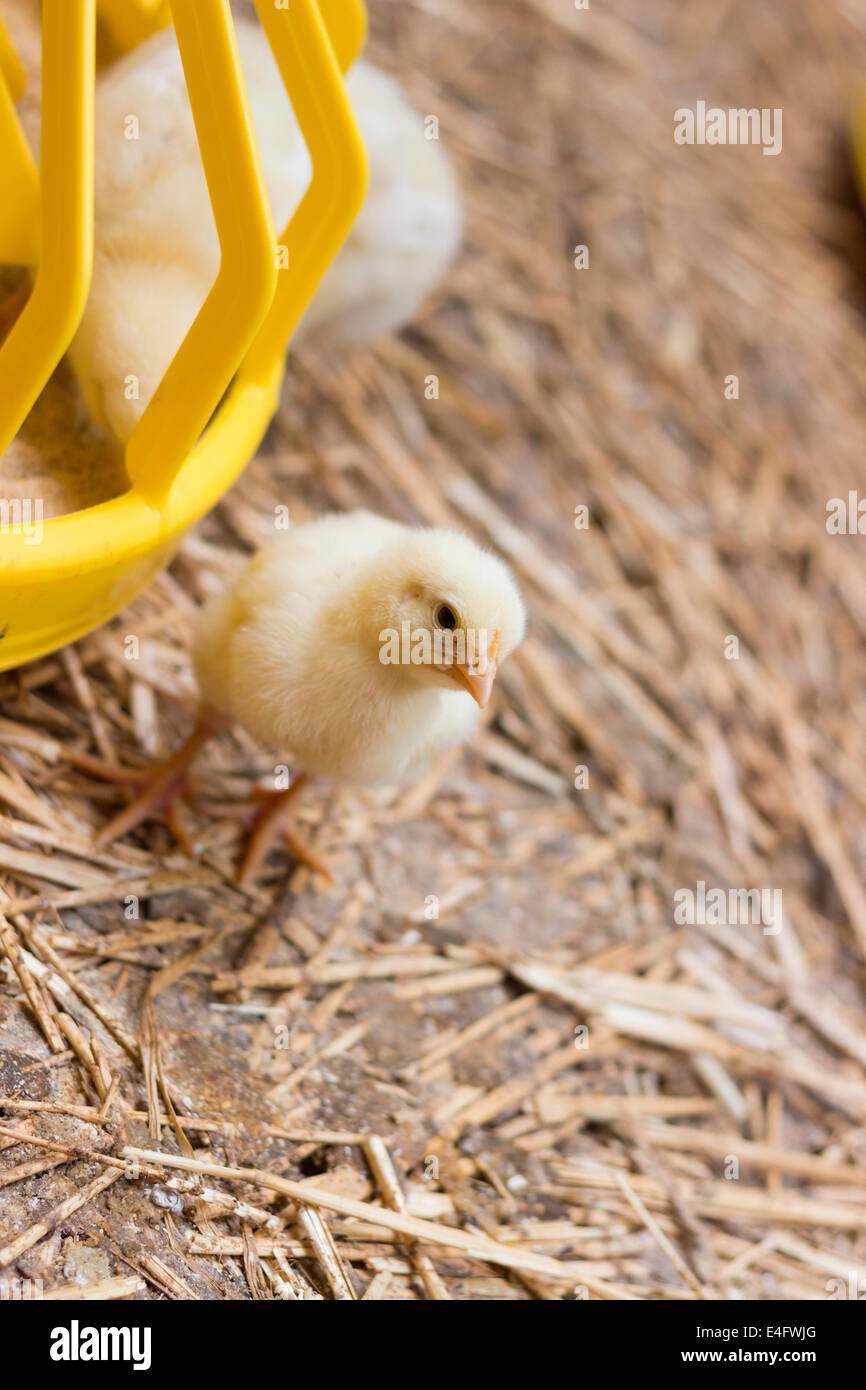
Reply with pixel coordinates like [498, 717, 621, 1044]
[450, 630, 500, 709]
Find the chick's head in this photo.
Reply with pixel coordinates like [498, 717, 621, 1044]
[360, 529, 525, 708]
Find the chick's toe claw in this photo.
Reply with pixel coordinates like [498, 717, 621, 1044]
[280, 829, 334, 887]
[67, 750, 151, 789]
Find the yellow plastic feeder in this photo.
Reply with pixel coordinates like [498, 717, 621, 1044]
[0, 0, 368, 672]
[852, 89, 866, 211]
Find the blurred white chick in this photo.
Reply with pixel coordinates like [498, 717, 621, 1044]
[68, 19, 461, 441]
[72, 512, 525, 887]
[0, 0, 41, 153]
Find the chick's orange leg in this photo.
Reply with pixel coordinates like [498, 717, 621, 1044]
[68, 709, 226, 852]
[204, 777, 332, 888]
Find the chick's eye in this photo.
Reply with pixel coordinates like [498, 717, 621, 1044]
[435, 604, 457, 630]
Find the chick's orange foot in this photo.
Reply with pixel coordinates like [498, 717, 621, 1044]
[201, 778, 333, 889]
[67, 710, 225, 855]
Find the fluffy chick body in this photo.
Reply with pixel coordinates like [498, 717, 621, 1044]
[68, 19, 461, 441]
[192, 512, 525, 786]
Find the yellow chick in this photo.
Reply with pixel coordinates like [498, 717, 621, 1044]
[67, 18, 462, 441]
[73, 512, 525, 886]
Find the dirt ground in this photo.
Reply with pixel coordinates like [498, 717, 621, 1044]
[1, 0, 866, 1300]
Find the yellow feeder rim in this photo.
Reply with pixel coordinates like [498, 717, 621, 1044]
[0, 0, 368, 672]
